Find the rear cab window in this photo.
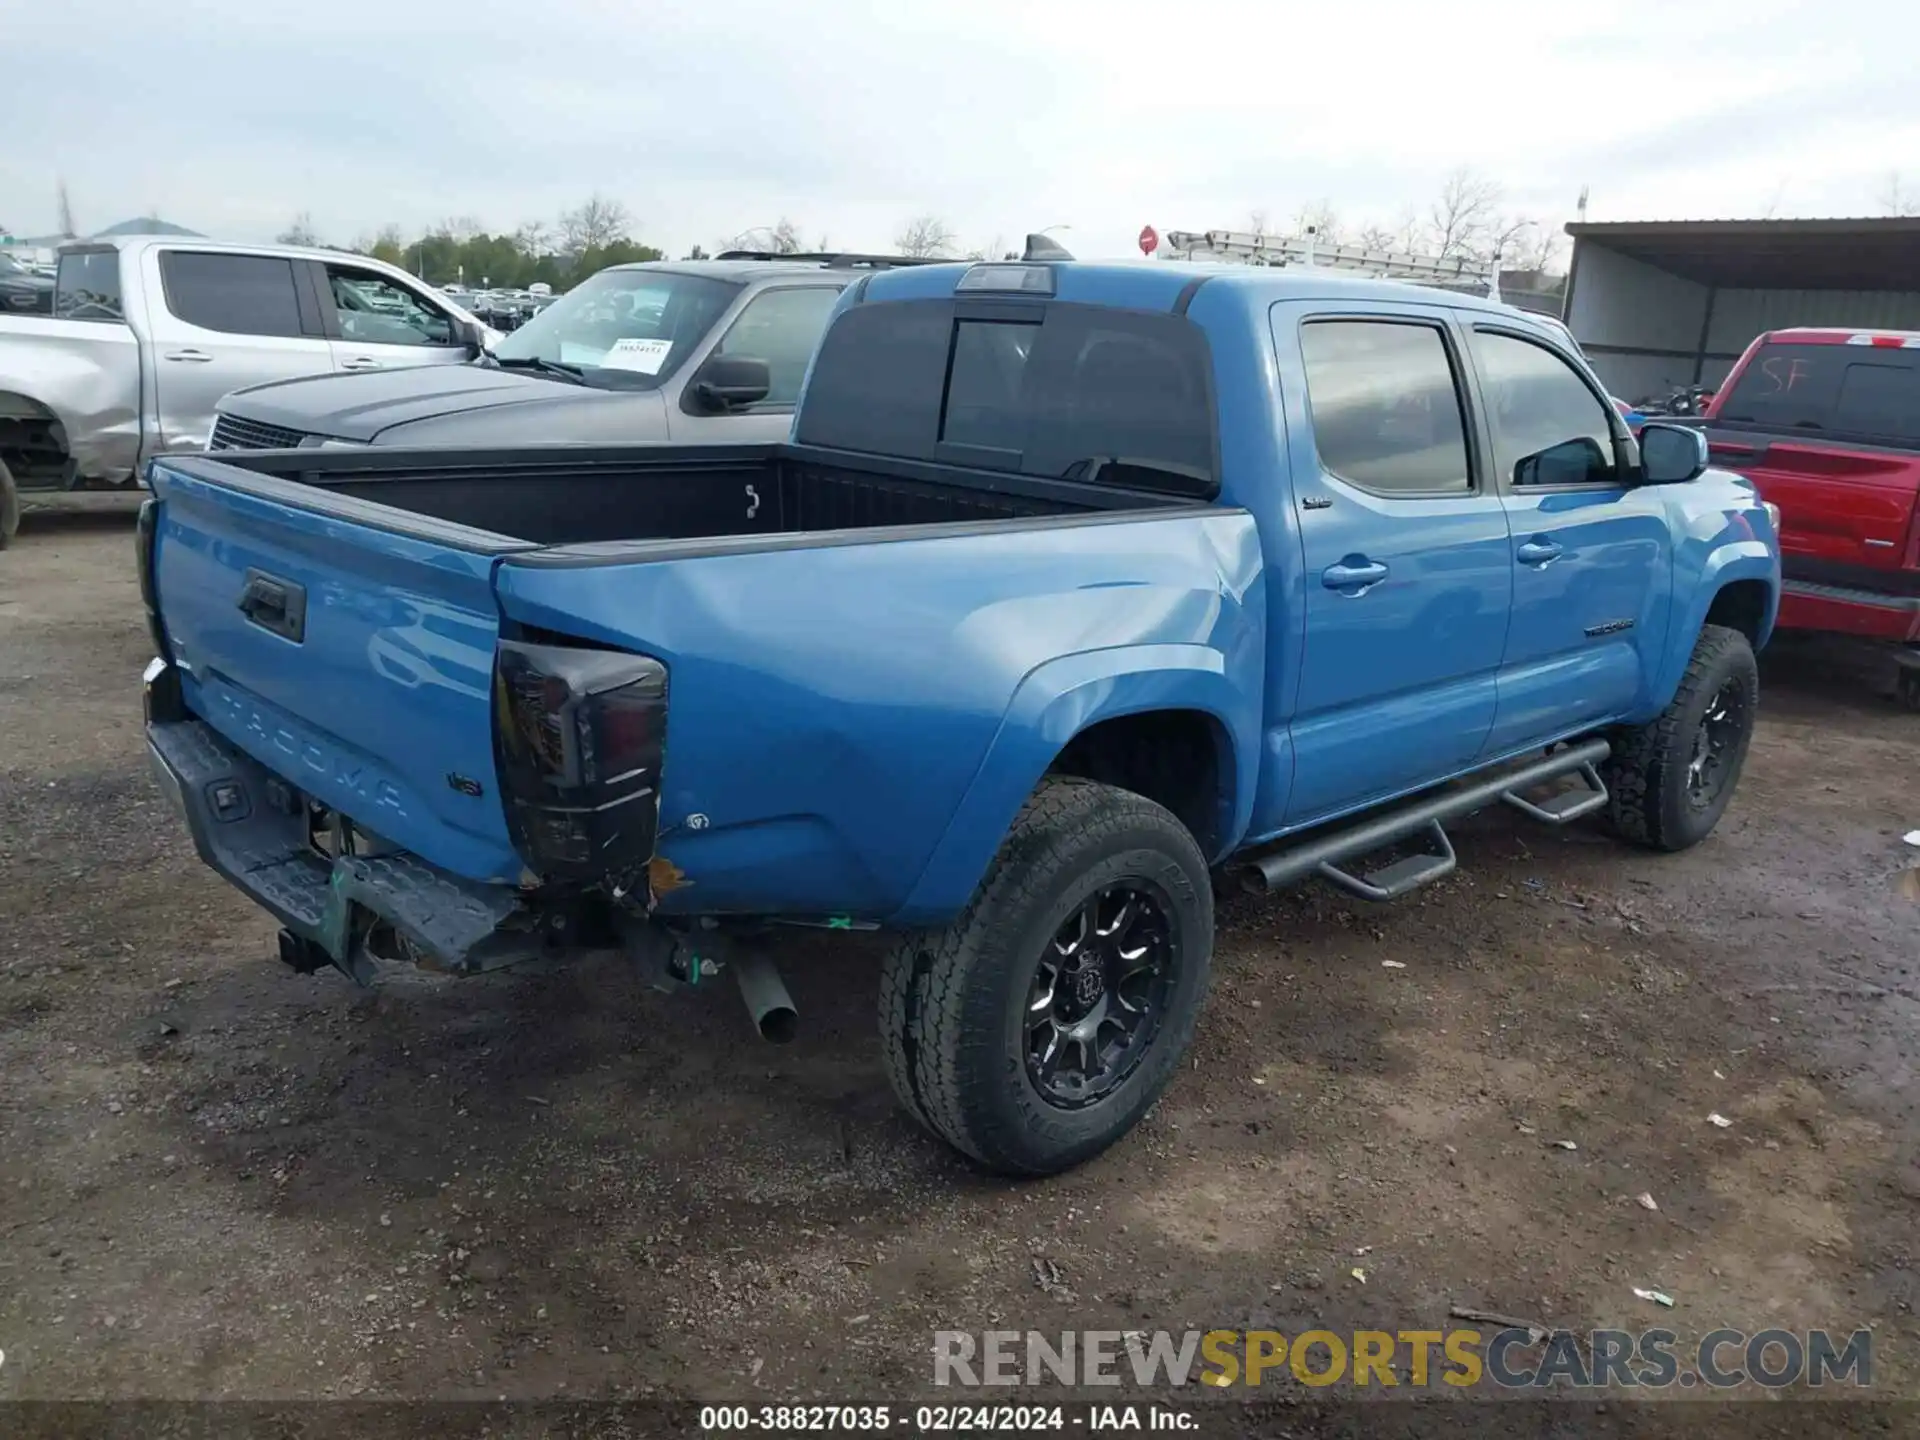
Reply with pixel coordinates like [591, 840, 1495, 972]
[54, 248, 125, 322]
[1717, 341, 1920, 445]
[797, 298, 1216, 493]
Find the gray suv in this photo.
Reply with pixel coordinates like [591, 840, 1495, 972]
[209, 252, 930, 453]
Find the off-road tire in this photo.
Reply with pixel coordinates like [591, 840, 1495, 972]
[1602, 624, 1758, 852]
[0, 457, 19, 550]
[879, 777, 1213, 1176]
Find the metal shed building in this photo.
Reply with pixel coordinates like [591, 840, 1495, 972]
[1561, 217, 1920, 403]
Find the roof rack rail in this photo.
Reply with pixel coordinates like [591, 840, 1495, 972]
[713, 250, 946, 269]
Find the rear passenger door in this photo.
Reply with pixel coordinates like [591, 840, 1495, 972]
[142, 247, 335, 451]
[1462, 322, 1673, 748]
[670, 284, 843, 441]
[1275, 303, 1514, 824]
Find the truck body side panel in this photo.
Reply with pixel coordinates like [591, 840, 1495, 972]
[492, 510, 1264, 921]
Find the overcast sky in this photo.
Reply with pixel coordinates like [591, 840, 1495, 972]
[6, 0, 1916, 261]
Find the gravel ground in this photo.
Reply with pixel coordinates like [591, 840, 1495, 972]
[2, 496, 1917, 1429]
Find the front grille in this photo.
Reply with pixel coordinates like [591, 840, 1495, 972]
[209, 413, 309, 451]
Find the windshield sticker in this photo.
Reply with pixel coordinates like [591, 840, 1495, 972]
[599, 337, 673, 374]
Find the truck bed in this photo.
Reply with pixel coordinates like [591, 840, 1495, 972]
[179, 442, 1192, 554]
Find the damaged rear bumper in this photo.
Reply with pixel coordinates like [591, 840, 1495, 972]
[145, 661, 532, 982]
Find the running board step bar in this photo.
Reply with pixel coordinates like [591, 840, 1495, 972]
[1238, 738, 1612, 901]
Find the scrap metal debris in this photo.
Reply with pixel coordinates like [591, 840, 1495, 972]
[1449, 1305, 1551, 1346]
[1632, 1287, 1675, 1308]
[1636, 1192, 1660, 1212]
[1032, 1257, 1075, 1302]
[1707, 1112, 1733, 1129]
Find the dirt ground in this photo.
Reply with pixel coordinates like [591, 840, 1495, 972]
[2, 495, 1918, 1426]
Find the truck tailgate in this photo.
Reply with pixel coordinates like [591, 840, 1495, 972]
[144, 456, 531, 882]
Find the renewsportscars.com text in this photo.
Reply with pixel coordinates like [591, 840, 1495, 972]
[932, 1327, 1872, 1390]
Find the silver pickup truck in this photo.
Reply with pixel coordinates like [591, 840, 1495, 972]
[0, 235, 493, 546]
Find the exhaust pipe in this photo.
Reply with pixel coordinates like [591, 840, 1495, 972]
[734, 952, 798, 1044]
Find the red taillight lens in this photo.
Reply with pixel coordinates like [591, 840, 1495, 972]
[493, 640, 668, 886]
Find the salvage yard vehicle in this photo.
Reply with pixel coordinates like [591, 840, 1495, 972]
[0, 236, 496, 547]
[139, 252, 1782, 1176]
[1697, 327, 1920, 708]
[204, 252, 936, 456]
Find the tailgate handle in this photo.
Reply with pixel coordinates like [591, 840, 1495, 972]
[238, 569, 307, 643]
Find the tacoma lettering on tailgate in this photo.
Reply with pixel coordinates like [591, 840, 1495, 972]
[209, 687, 409, 821]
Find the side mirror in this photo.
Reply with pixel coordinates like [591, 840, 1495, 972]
[450, 315, 486, 354]
[691, 354, 771, 412]
[1638, 422, 1709, 485]
[1514, 435, 1610, 487]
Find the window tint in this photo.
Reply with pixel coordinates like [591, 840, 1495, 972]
[795, 300, 954, 457]
[1299, 321, 1471, 495]
[1470, 329, 1617, 486]
[1717, 343, 1920, 443]
[942, 321, 1037, 449]
[325, 266, 453, 346]
[54, 249, 124, 322]
[799, 300, 1215, 486]
[161, 252, 304, 337]
[712, 287, 841, 406]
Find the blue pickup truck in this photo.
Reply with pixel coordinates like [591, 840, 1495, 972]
[139, 256, 1781, 1176]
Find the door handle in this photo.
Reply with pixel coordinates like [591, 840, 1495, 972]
[1517, 538, 1563, 567]
[341, 357, 382, 371]
[1321, 558, 1389, 593]
[163, 349, 213, 363]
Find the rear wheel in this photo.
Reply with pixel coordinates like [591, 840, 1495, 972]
[1602, 624, 1758, 852]
[879, 777, 1213, 1176]
[0, 457, 19, 550]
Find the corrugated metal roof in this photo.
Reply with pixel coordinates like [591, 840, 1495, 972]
[1565, 216, 1920, 290]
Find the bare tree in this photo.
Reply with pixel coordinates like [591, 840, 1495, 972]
[1484, 214, 1538, 267]
[1508, 223, 1568, 275]
[1426, 168, 1503, 258]
[513, 219, 553, 256]
[56, 178, 78, 238]
[726, 218, 807, 254]
[428, 214, 485, 243]
[1876, 171, 1919, 217]
[1353, 222, 1398, 252]
[895, 214, 957, 259]
[277, 211, 322, 247]
[1292, 201, 1342, 247]
[558, 196, 631, 252]
[1247, 209, 1273, 238]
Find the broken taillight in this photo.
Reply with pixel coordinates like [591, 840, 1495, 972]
[493, 640, 668, 886]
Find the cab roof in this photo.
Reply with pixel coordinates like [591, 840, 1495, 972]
[854, 258, 1532, 317]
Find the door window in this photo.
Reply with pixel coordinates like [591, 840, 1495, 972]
[1299, 320, 1472, 495]
[160, 252, 305, 337]
[1471, 329, 1619, 487]
[710, 286, 841, 406]
[324, 265, 455, 346]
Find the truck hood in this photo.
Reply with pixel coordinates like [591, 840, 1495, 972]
[221, 363, 660, 444]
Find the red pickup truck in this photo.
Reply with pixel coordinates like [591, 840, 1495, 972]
[1701, 327, 1920, 708]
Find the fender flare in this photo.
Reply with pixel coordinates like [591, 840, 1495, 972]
[889, 643, 1260, 926]
[1653, 540, 1778, 704]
